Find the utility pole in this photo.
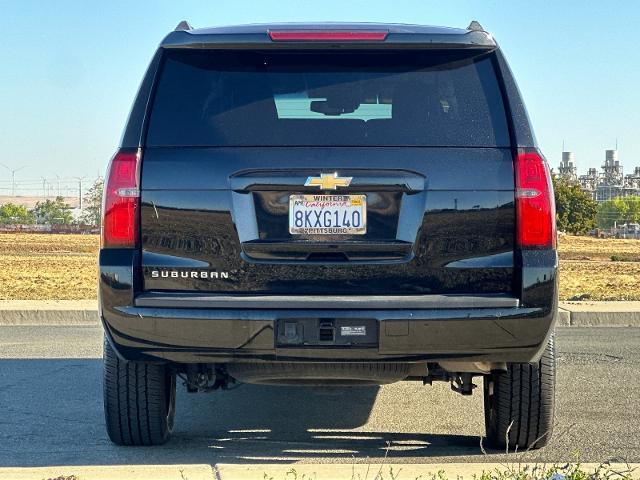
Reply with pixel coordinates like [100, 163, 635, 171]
[41, 177, 48, 200]
[1, 164, 26, 197]
[55, 174, 61, 197]
[73, 176, 86, 210]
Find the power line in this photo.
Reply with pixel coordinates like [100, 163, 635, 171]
[73, 176, 87, 210]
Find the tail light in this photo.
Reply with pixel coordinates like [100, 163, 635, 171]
[268, 30, 388, 41]
[102, 148, 141, 248]
[515, 148, 556, 249]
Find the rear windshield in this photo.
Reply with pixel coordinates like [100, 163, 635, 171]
[147, 50, 510, 147]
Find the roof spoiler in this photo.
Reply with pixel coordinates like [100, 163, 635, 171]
[161, 23, 497, 50]
[175, 20, 192, 31]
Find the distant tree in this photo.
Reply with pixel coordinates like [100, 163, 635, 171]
[80, 178, 104, 226]
[552, 175, 598, 234]
[32, 196, 73, 224]
[625, 196, 640, 223]
[597, 195, 640, 228]
[0, 203, 35, 224]
[596, 199, 626, 229]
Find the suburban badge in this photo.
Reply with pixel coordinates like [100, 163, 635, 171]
[151, 269, 229, 279]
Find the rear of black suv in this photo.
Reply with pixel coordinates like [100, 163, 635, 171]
[100, 22, 557, 448]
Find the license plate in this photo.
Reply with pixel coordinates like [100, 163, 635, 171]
[289, 194, 367, 235]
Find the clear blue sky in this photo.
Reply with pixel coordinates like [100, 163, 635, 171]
[2, 0, 639, 183]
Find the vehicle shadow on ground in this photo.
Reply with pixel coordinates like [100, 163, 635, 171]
[0, 359, 487, 467]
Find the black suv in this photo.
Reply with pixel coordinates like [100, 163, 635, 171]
[100, 21, 557, 448]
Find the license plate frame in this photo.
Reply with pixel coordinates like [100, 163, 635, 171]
[289, 194, 367, 235]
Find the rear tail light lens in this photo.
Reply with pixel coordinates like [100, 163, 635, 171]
[515, 149, 556, 249]
[102, 148, 141, 248]
[268, 30, 388, 41]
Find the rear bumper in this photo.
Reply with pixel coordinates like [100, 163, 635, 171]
[101, 296, 556, 365]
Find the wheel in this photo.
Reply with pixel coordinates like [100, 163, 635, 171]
[103, 337, 176, 445]
[484, 334, 555, 450]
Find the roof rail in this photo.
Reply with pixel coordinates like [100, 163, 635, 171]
[175, 20, 192, 31]
[467, 20, 485, 32]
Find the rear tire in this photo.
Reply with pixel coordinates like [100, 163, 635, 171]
[103, 337, 176, 445]
[483, 334, 555, 450]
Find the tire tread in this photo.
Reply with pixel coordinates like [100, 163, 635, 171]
[484, 334, 555, 450]
[103, 338, 174, 446]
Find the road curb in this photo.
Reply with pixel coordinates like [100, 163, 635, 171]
[0, 464, 214, 480]
[218, 462, 639, 479]
[0, 300, 98, 326]
[0, 463, 636, 480]
[559, 301, 640, 327]
[557, 307, 571, 326]
[0, 300, 639, 327]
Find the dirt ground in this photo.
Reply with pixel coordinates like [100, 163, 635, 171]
[0, 234, 99, 300]
[0, 233, 638, 301]
[557, 234, 640, 301]
[558, 234, 640, 261]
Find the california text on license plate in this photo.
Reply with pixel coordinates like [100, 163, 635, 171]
[289, 194, 367, 235]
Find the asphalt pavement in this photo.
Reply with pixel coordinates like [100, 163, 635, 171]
[0, 325, 638, 468]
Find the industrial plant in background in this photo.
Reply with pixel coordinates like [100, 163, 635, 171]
[558, 149, 640, 202]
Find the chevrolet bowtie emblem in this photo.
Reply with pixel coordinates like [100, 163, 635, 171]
[304, 173, 353, 190]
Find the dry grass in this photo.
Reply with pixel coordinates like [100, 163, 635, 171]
[557, 234, 640, 301]
[0, 234, 99, 300]
[559, 260, 640, 301]
[558, 234, 640, 261]
[0, 233, 639, 301]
